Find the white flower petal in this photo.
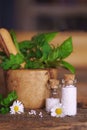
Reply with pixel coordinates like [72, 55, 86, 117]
[10, 100, 24, 114]
[51, 112, 56, 117]
[50, 103, 66, 118]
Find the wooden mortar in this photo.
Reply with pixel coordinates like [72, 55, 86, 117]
[5, 69, 58, 109]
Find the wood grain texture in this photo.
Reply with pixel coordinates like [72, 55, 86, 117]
[5, 69, 51, 109]
[0, 109, 87, 130]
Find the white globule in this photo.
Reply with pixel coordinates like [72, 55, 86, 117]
[46, 98, 60, 112]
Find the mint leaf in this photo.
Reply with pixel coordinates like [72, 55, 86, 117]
[47, 47, 59, 62]
[0, 91, 18, 114]
[11, 64, 20, 69]
[0, 107, 9, 114]
[32, 32, 58, 44]
[61, 60, 75, 74]
[25, 60, 44, 69]
[19, 40, 34, 50]
[10, 30, 21, 54]
[0, 54, 25, 70]
[32, 33, 56, 61]
[0, 30, 75, 73]
[19, 41, 42, 59]
[58, 37, 73, 59]
[1, 91, 18, 107]
[40, 42, 52, 61]
[41, 32, 58, 43]
[35, 48, 42, 59]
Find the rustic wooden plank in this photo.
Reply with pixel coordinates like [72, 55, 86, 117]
[0, 109, 87, 130]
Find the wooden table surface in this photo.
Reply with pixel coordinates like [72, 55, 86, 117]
[0, 108, 87, 130]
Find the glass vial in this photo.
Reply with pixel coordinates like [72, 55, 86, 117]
[61, 74, 77, 116]
[46, 79, 60, 112]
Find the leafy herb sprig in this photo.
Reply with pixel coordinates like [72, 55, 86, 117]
[0, 91, 18, 114]
[0, 31, 75, 73]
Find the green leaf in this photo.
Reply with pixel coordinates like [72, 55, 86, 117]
[35, 48, 42, 59]
[0, 54, 25, 70]
[61, 60, 75, 74]
[32, 32, 58, 44]
[0, 98, 9, 106]
[31, 32, 57, 61]
[41, 32, 58, 43]
[0, 107, 9, 114]
[11, 64, 21, 69]
[19, 41, 42, 59]
[47, 47, 59, 62]
[0, 94, 3, 101]
[25, 60, 44, 69]
[1, 91, 18, 107]
[58, 37, 73, 59]
[0, 91, 17, 114]
[40, 42, 52, 61]
[32, 33, 54, 60]
[10, 30, 21, 54]
[7, 91, 18, 102]
[19, 40, 34, 50]
[0, 30, 75, 73]
[44, 60, 59, 68]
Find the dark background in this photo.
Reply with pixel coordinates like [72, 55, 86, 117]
[0, 0, 87, 31]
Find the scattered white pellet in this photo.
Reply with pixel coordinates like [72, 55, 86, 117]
[28, 110, 43, 117]
[28, 110, 37, 115]
[39, 112, 43, 118]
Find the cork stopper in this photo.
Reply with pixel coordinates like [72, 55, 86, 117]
[64, 74, 75, 85]
[49, 79, 59, 89]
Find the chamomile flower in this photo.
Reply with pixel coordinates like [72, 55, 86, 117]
[50, 103, 65, 117]
[10, 100, 24, 114]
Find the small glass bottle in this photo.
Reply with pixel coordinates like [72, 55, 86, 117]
[46, 79, 60, 112]
[50, 82, 59, 98]
[61, 74, 77, 116]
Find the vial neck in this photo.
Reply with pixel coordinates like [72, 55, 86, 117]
[51, 88, 58, 98]
[62, 79, 76, 87]
[65, 80, 74, 86]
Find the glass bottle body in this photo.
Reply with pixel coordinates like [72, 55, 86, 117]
[61, 77, 77, 116]
[46, 86, 60, 113]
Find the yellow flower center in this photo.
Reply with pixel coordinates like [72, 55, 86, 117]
[55, 108, 62, 115]
[14, 106, 19, 112]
